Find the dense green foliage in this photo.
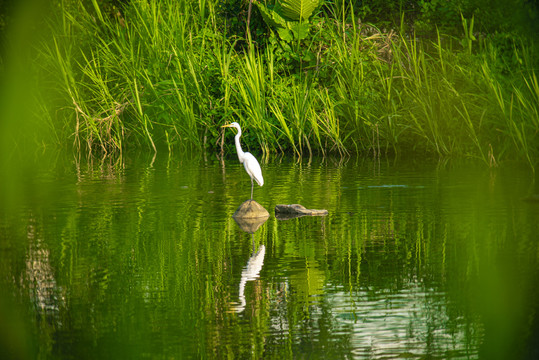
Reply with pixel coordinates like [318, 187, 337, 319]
[2, 0, 538, 166]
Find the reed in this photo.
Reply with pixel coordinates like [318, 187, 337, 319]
[29, 0, 539, 166]
[233, 45, 275, 156]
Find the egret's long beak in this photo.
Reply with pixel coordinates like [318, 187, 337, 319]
[221, 124, 233, 128]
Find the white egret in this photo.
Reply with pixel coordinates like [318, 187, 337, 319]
[222, 122, 264, 200]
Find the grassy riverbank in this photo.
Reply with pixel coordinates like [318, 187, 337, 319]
[2, 0, 539, 166]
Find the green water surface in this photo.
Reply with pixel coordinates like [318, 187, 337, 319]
[1, 154, 538, 359]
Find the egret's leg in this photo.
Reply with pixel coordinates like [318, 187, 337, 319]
[250, 177, 254, 200]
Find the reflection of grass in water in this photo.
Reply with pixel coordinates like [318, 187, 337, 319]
[1, 154, 538, 357]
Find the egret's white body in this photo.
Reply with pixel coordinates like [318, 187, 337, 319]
[222, 122, 264, 200]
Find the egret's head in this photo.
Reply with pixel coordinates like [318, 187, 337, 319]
[222, 122, 239, 128]
[222, 122, 241, 132]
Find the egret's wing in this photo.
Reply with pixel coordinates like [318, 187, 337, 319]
[243, 152, 264, 186]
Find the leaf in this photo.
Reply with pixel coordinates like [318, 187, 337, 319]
[255, 2, 286, 29]
[289, 21, 310, 40]
[254, 0, 317, 42]
[255, 1, 293, 41]
[277, 27, 294, 42]
[276, 0, 320, 22]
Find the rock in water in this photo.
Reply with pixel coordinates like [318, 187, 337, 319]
[233, 200, 270, 219]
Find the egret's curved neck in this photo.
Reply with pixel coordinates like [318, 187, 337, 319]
[234, 128, 245, 162]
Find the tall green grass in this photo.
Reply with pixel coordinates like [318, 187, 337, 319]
[32, 0, 539, 166]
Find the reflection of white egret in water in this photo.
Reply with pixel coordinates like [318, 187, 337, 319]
[233, 243, 266, 313]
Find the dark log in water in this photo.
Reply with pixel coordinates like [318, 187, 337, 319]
[275, 204, 328, 220]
